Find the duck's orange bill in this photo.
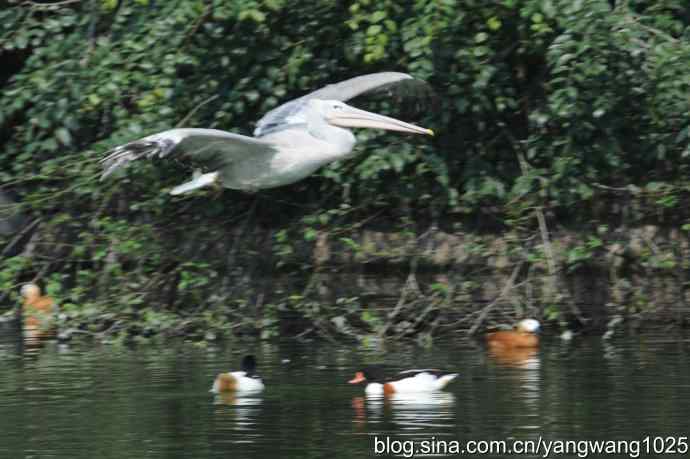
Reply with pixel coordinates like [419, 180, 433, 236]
[348, 371, 366, 384]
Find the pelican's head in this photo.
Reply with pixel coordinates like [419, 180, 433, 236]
[20, 283, 41, 300]
[516, 318, 541, 334]
[312, 99, 434, 136]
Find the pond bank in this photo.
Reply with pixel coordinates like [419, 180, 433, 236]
[4, 217, 690, 344]
[268, 222, 690, 335]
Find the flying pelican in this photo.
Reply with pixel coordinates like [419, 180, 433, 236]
[100, 72, 434, 195]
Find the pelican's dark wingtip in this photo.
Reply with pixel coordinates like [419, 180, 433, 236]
[99, 138, 174, 180]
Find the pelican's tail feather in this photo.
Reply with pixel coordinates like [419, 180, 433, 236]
[100, 135, 176, 180]
[170, 171, 220, 195]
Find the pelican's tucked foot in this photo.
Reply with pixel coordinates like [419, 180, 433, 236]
[170, 171, 220, 195]
[211, 176, 224, 198]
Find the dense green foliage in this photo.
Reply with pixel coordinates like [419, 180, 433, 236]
[1, 0, 690, 341]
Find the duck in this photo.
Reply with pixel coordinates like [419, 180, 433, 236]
[486, 318, 540, 350]
[19, 283, 56, 339]
[211, 355, 265, 393]
[348, 365, 458, 395]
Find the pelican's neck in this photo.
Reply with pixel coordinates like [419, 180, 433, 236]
[307, 112, 356, 160]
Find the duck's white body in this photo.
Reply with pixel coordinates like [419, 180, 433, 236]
[364, 371, 458, 395]
[211, 370, 265, 393]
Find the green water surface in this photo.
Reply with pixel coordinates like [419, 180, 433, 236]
[1, 334, 688, 458]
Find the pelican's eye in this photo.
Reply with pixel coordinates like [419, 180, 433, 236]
[332, 103, 344, 110]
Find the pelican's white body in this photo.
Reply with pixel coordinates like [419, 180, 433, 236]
[224, 124, 356, 191]
[364, 372, 458, 395]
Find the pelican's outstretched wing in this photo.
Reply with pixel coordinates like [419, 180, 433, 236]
[100, 128, 276, 180]
[254, 72, 429, 137]
[299, 72, 415, 102]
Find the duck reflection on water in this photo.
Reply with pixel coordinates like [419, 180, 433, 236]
[352, 390, 456, 429]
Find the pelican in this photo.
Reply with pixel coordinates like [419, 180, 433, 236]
[100, 72, 433, 195]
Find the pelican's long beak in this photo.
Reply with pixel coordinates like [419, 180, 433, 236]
[328, 104, 434, 136]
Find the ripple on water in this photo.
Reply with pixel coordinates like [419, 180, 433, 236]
[0, 334, 689, 458]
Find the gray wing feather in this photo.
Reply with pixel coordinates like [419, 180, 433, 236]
[100, 128, 275, 179]
[300, 72, 414, 101]
[254, 72, 421, 137]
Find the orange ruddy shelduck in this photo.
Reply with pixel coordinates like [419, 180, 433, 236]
[211, 355, 265, 393]
[20, 283, 56, 338]
[348, 365, 458, 395]
[486, 318, 541, 349]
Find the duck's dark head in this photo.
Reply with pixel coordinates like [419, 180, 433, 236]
[348, 365, 385, 384]
[241, 355, 257, 375]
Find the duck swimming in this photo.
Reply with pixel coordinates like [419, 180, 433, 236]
[19, 283, 56, 339]
[485, 318, 540, 350]
[211, 355, 265, 393]
[348, 365, 458, 395]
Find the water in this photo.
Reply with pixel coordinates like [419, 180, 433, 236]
[1, 334, 689, 458]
